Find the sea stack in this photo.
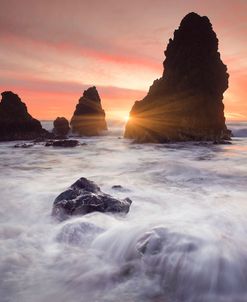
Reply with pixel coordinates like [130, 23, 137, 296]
[0, 91, 49, 141]
[124, 12, 230, 142]
[70, 86, 107, 136]
[53, 117, 70, 137]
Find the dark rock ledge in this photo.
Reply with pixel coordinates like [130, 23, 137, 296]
[45, 139, 79, 147]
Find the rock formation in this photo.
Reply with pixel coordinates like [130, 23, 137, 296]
[52, 177, 132, 221]
[70, 86, 107, 136]
[0, 91, 49, 141]
[45, 139, 79, 147]
[124, 12, 230, 142]
[53, 117, 70, 137]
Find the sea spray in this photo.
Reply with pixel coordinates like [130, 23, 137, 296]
[0, 121, 247, 302]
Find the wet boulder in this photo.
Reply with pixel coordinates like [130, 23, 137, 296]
[134, 226, 244, 300]
[70, 86, 107, 136]
[52, 177, 132, 221]
[0, 91, 50, 141]
[53, 117, 70, 137]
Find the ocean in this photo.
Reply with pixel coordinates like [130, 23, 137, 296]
[0, 121, 247, 302]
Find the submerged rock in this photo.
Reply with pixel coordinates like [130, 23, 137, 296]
[45, 139, 79, 147]
[125, 12, 230, 143]
[136, 227, 198, 256]
[52, 177, 132, 221]
[53, 117, 70, 137]
[0, 91, 50, 141]
[56, 221, 104, 246]
[70, 87, 107, 136]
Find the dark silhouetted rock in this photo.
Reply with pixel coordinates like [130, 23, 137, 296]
[52, 177, 132, 221]
[13, 143, 34, 148]
[53, 117, 70, 137]
[0, 91, 50, 141]
[112, 185, 124, 190]
[125, 13, 230, 142]
[45, 139, 79, 147]
[111, 185, 130, 192]
[70, 86, 107, 136]
[213, 140, 232, 145]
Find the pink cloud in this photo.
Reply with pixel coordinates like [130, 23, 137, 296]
[0, 77, 145, 120]
[0, 0, 246, 120]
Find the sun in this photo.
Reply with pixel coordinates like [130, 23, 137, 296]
[124, 115, 130, 122]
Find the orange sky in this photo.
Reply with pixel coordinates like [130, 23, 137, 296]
[0, 0, 246, 121]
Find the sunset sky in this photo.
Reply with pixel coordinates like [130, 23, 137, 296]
[0, 0, 246, 121]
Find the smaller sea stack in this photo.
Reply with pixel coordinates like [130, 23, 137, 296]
[70, 87, 107, 136]
[0, 91, 49, 141]
[53, 117, 70, 137]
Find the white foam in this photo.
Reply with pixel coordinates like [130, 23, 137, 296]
[1, 121, 247, 302]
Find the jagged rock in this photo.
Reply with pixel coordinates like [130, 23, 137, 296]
[70, 86, 107, 136]
[0, 91, 50, 141]
[125, 13, 230, 143]
[52, 177, 132, 221]
[45, 139, 79, 147]
[53, 117, 70, 137]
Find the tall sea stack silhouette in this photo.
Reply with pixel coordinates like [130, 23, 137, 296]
[124, 12, 230, 142]
[0, 91, 49, 141]
[70, 86, 107, 136]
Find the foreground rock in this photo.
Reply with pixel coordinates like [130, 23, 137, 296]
[70, 86, 107, 136]
[53, 117, 70, 137]
[136, 227, 199, 257]
[52, 177, 132, 221]
[125, 12, 230, 143]
[0, 91, 50, 141]
[45, 139, 79, 147]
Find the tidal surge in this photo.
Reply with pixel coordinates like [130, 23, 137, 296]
[0, 121, 247, 302]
